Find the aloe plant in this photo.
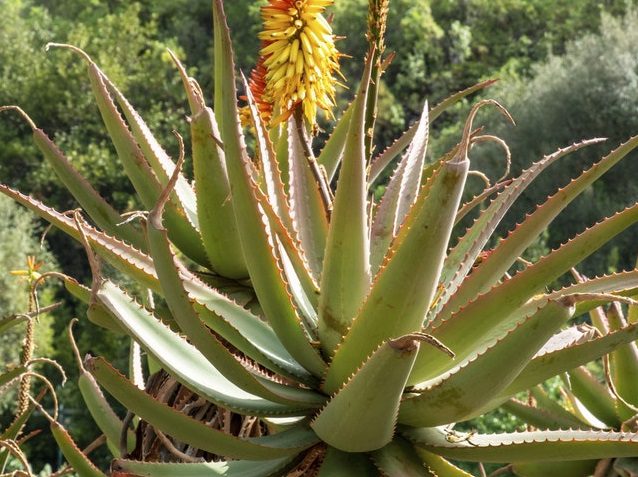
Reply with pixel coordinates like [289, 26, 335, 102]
[2, 0, 638, 475]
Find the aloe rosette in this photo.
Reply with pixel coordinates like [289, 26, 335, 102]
[2, 0, 638, 475]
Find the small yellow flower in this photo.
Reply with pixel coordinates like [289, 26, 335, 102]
[10, 255, 44, 284]
[256, 0, 342, 125]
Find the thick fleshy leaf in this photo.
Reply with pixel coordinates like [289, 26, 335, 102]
[399, 300, 574, 426]
[86, 355, 319, 459]
[495, 321, 638, 399]
[50, 421, 108, 477]
[370, 102, 430, 273]
[312, 336, 421, 452]
[414, 449, 473, 477]
[324, 157, 468, 393]
[97, 281, 323, 415]
[0, 185, 159, 289]
[372, 438, 430, 476]
[436, 134, 638, 324]
[186, 272, 315, 386]
[415, 202, 638, 384]
[146, 196, 323, 406]
[191, 101, 248, 278]
[502, 398, 587, 431]
[101, 66, 200, 232]
[112, 457, 296, 477]
[0, 107, 144, 250]
[47, 44, 208, 266]
[368, 79, 497, 184]
[606, 303, 638, 408]
[318, 56, 373, 354]
[317, 103, 354, 182]
[213, 0, 325, 376]
[78, 371, 134, 457]
[512, 460, 597, 477]
[567, 366, 622, 428]
[241, 75, 291, 229]
[405, 427, 638, 462]
[317, 447, 378, 476]
[287, 116, 329, 280]
[433, 138, 605, 317]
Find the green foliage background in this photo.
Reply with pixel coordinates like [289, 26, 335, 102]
[0, 0, 637, 472]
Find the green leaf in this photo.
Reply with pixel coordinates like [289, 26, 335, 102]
[414, 449, 473, 477]
[324, 157, 468, 393]
[370, 102, 430, 273]
[399, 300, 574, 426]
[78, 371, 134, 457]
[0, 185, 160, 290]
[213, 0, 325, 377]
[97, 281, 323, 415]
[241, 75, 291, 231]
[188, 274, 316, 385]
[405, 427, 638, 463]
[372, 438, 431, 476]
[50, 421, 107, 477]
[606, 303, 638, 408]
[437, 134, 638, 324]
[312, 335, 422, 452]
[191, 104, 248, 279]
[318, 56, 373, 355]
[47, 44, 209, 267]
[317, 447, 378, 476]
[496, 321, 638, 399]
[101, 68, 200, 233]
[512, 460, 597, 477]
[317, 103, 354, 182]
[501, 398, 586, 431]
[567, 366, 621, 428]
[86, 355, 319, 460]
[433, 138, 605, 318]
[287, 116, 329, 280]
[146, 211, 323, 406]
[0, 107, 144, 250]
[415, 202, 638, 384]
[111, 457, 296, 477]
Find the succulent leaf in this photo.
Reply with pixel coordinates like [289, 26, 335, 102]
[0, 107, 145, 250]
[86, 355, 320, 459]
[324, 156, 468, 393]
[111, 456, 297, 477]
[400, 299, 574, 426]
[405, 427, 638, 463]
[318, 54, 374, 355]
[368, 78, 497, 184]
[437, 134, 638, 323]
[287, 116, 329, 280]
[312, 335, 422, 452]
[371, 438, 431, 476]
[413, 202, 638, 384]
[370, 101, 430, 273]
[97, 281, 323, 414]
[496, 321, 638, 399]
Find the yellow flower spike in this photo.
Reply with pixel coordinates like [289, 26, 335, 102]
[254, 0, 342, 127]
[10, 255, 44, 284]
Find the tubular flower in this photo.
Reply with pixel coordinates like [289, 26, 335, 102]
[257, 0, 341, 125]
[246, 56, 272, 124]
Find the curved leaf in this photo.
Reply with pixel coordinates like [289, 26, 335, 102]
[405, 427, 638, 463]
[87, 355, 319, 460]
